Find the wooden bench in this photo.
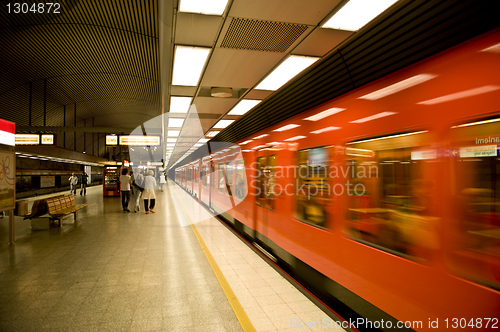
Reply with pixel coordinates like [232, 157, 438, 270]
[46, 194, 87, 226]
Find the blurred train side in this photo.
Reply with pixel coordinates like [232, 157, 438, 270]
[175, 29, 500, 331]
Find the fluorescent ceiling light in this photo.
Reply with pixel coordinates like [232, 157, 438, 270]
[239, 140, 252, 145]
[179, 0, 228, 15]
[311, 126, 341, 134]
[198, 138, 209, 143]
[359, 74, 437, 100]
[167, 138, 177, 142]
[168, 118, 185, 127]
[168, 130, 180, 137]
[213, 120, 234, 129]
[253, 134, 268, 139]
[228, 100, 261, 116]
[172, 46, 210, 86]
[322, 0, 399, 31]
[206, 131, 219, 137]
[284, 136, 306, 141]
[347, 130, 428, 145]
[273, 124, 300, 132]
[170, 96, 192, 113]
[350, 112, 396, 123]
[256, 55, 319, 91]
[305, 108, 345, 121]
[452, 118, 500, 128]
[417, 85, 500, 105]
[194, 143, 203, 147]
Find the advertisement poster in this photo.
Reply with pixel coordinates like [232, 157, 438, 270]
[0, 150, 15, 212]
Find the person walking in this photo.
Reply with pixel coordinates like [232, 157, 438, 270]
[80, 171, 88, 195]
[69, 172, 78, 195]
[159, 172, 166, 192]
[132, 169, 144, 212]
[120, 168, 131, 212]
[142, 170, 156, 214]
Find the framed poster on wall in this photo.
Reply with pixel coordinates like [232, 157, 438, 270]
[0, 150, 15, 212]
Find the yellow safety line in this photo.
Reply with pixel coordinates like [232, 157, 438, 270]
[171, 188, 256, 332]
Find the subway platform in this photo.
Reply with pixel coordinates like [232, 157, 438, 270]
[0, 181, 346, 332]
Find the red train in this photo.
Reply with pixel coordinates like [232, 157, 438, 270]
[175, 29, 500, 331]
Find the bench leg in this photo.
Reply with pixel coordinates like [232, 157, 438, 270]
[74, 211, 78, 221]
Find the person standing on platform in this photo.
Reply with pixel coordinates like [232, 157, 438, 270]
[132, 169, 144, 212]
[159, 171, 166, 192]
[143, 170, 156, 214]
[80, 171, 88, 195]
[69, 172, 78, 195]
[120, 168, 131, 212]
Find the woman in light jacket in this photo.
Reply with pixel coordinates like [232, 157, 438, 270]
[142, 170, 157, 214]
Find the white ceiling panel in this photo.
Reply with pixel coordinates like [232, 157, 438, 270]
[292, 28, 353, 57]
[175, 13, 222, 47]
[201, 48, 285, 88]
[228, 0, 343, 25]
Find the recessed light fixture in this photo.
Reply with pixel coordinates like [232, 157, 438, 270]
[322, 0, 399, 31]
[253, 134, 269, 139]
[172, 46, 210, 86]
[168, 130, 180, 137]
[206, 131, 219, 137]
[168, 118, 185, 128]
[179, 0, 229, 15]
[350, 112, 396, 123]
[228, 100, 261, 116]
[167, 138, 177, 142]
[170, 96, 192, 113]
[305, 108, 345, 121]
[213, 120, 234, 129]
[239, 140, 253, 145]
[256, 55, 320, 91]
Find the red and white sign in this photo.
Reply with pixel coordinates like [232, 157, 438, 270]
[0, 119, 15, 146]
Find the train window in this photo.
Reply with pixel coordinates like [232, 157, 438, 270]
[226, 161, 233, 196]
[449, 118, 500, 289]
[202, 165, 208, 188]
[256, 157, 266, 206]
[218, 164, 225, 193]
[194, 166, 199, 186]
[295, 147, 329, 228]
[344, 131, 439, 261]
[235, 160, 246, 200]
[255, 156, 277, 209]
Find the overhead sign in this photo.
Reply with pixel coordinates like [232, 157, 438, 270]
[41, 134, 54, 145]
[15, 134, 40, 145]
[460, 145, 498, 158]
[0, 119, 15, 146]
[411, 149, 437, 160]
[106, 135, 118, 145]
[119, 135, 160, 146]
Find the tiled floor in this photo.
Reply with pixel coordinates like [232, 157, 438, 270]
[0, 182, 344, 331]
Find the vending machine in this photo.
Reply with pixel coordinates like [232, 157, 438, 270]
[103, 166, 120, 196]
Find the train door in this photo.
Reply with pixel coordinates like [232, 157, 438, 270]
[254, 149, 277, 246]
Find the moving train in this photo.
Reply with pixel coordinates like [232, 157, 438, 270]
[175, 29, 500, 331]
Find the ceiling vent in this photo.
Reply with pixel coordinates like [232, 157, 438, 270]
[221, 18, 308, 53]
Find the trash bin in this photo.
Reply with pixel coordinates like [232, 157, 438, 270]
[15, 201, 29, 216]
